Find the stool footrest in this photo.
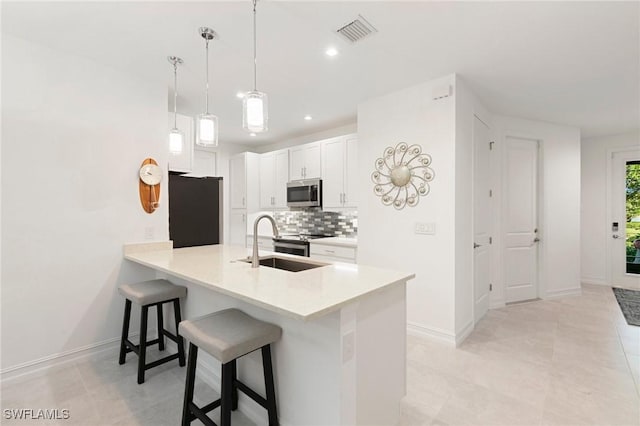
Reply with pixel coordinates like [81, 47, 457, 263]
[125, 338, 163, 355]
[199, 399, 222, 415]
[163, 330, 181, 344]
[189, 402, 218, 426]
[236, 379, 268, 409]
[145, 353, 180, 370]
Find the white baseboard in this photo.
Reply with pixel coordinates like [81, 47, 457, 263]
[544, 287, 582, 299]
[581, 277, 608, 286]
[0, 331, 145, 382]
[455, 321, 474, 346]
[490, 299, 506, 309]
[407, 322, 456, 346]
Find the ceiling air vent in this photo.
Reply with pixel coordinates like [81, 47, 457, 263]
[336, 15, 377, 43]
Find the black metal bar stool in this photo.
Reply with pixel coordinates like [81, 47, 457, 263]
[178, 309, 282, 426]
[118, 279, 187, 384]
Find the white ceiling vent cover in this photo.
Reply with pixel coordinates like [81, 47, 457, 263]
[336, 15, 377, 43]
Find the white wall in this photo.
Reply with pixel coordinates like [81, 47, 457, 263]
[581, 131, 639, 285]
[492, 115, 581, 302]
[454, 77, 492, 337]
[1, 35, 167, 371]
[358, 75, 459, 342]
[254, 122, 357, 154]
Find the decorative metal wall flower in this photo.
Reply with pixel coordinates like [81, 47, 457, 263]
[371, 142, 435, 210]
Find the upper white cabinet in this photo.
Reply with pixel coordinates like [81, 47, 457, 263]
[290, 142, 321, 180]
[321, 135, 358, 208]
[168, 113, 194, 173]
[230, 152, 259, 210]
[259, 149, 289, 209]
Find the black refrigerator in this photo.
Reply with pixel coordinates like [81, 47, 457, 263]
[169, 173, 223, 248]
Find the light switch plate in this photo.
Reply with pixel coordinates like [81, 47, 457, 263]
[415, 222, 436, 235]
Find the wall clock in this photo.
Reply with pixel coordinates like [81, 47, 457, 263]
[139, 158, 162, 214]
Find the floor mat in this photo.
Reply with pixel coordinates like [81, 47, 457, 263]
[612, 287, 640, 326]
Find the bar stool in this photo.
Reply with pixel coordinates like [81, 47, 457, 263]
[118, 279, 187, 384]
[179, 309, 282, 426]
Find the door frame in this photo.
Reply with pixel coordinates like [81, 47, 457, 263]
[606, 147, 640, 288]
[496, 130, 545, 304]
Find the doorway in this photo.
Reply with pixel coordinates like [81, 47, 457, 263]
[503, 136, 540, 303]
[610, 149, 640, 289]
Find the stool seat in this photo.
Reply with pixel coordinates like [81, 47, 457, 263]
[179, 309, 282, 364]
[118, 279, 187, 306]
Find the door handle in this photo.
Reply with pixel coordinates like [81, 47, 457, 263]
[612, 235, 620, 239]
[473, 243, 481, 249]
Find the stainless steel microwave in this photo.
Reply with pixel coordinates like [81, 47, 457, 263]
[286, 179, 322, 208]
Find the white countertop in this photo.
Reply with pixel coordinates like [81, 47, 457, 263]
[310, 237, 358, 248]
[124, 244, 412, 321]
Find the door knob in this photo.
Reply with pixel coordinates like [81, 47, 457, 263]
[612, 234, 620, 239]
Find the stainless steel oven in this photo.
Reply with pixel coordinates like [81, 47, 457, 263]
[286, 179, 322, 208]
[273, 239, 309, 257]
[272, 234, 329, 257]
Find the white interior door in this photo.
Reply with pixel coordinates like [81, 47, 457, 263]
[504, 136, 539, 303]
[473, 117, 491, 322]
[611, 149, 640, 289]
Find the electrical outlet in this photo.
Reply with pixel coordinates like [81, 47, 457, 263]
[144, 227, 155, 241]
[415, 222, 436, 235]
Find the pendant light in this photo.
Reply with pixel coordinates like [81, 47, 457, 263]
[243, 0, 268, 133]
[196, 27, 219, 147]
[168, 56, 184, 154]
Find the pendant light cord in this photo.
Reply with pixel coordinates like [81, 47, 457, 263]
[253, 0, 257, 91]
[205, 38, 210, 114]
[173, 62, 178, 128]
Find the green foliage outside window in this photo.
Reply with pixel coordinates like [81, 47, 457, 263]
[626, 163, 640, 263]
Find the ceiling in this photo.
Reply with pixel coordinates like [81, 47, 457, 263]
[3, 1, 638, 145]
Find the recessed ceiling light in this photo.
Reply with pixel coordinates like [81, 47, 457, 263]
[236, 92, 245, 99]
[325, 47, 338, 57]
[304, 115, 312, 121]
[250, 132, 256, 137]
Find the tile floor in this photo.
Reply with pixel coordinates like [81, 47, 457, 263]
[401, 284, 640, 426]
[1, 284, 638, 425]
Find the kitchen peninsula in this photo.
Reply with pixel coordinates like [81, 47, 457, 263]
[124, 242, 414, 426]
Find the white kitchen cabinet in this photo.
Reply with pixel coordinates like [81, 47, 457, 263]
[230, 152, 259, 210]
[229, 152, 259, 246]
[290, 142, 321, 180]
[229, 210, 246, 246]
[321, 134, 358, 208]
[310, 241, 357, 264]
[230, 154, 247, 209]
[259, 149, 289, 209]
[168, 113, 194, 173]
[246, 235, 274, 251]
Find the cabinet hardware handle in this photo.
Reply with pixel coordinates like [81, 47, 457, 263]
[325, 249, 335, 254]
[242, 197, 245, 206]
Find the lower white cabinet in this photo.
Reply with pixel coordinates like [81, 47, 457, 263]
[310, 242, 357, 264]
[229, 210, 246, 246]
[246, 235, 274, 251]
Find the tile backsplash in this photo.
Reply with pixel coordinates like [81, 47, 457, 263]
[272, 208, 357, 237]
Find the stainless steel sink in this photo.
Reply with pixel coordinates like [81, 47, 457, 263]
[241, 256, 328, 272]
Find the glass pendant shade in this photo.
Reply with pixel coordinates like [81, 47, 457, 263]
[243, 91, 268, 133]
[196, 113, 219, 147]
[169, 128, 184, 154]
